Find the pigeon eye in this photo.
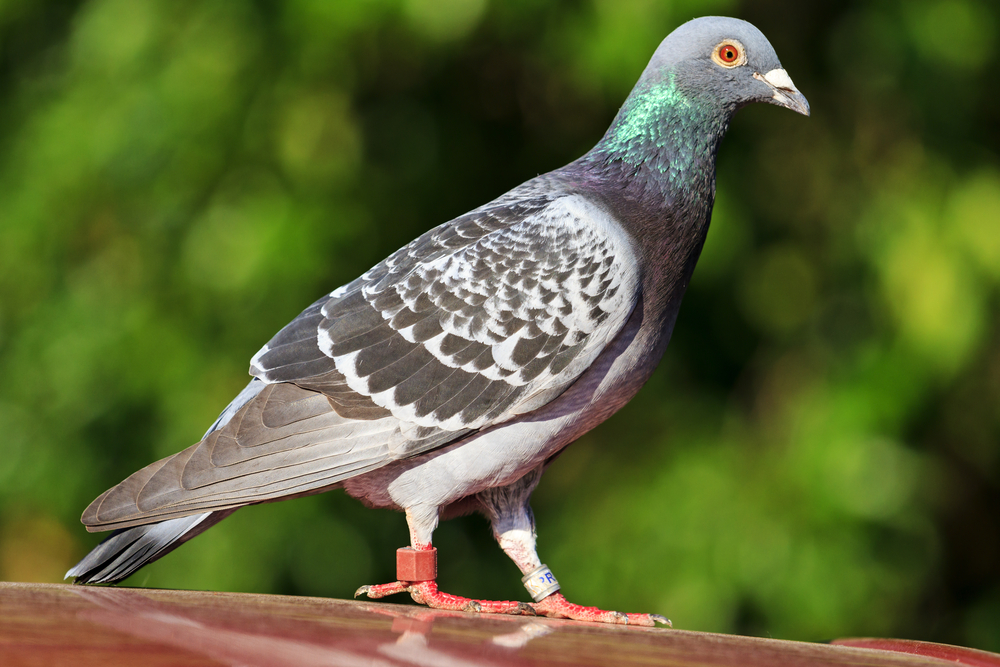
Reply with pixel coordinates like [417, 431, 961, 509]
[712, 40, 746, 68]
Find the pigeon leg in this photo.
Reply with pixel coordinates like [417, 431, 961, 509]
[355, 506, 534, 615]
[480, 469, 671, 627]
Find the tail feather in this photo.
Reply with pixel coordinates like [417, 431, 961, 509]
[66, 510, 236, 584]
[68, 380, 263, 585]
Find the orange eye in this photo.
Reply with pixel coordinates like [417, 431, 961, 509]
[712, 40, 745, 68]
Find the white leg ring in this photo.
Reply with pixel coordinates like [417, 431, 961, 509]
[521, 564, 560, 602]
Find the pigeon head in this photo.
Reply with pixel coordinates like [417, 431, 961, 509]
[646, 16, 809, 117]
[591, 16, 808, 177]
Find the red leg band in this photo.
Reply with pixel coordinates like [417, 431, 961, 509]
[396, 547, 437, 582]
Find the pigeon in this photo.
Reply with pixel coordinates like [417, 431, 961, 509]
[67, 16, 808, 626]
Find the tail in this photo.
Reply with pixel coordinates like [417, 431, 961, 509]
[67, 379, 265, 584]
[65, 509, 237, 584]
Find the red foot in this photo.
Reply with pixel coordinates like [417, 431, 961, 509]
[356, 581, 408, 599]
[531, 592, 671, 627]
[356, 580, 535, 616]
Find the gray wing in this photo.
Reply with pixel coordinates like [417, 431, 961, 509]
[82, 191, 639, 531]
[255, 193, 640, 430]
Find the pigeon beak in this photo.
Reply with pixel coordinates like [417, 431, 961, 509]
[754, 68, 810, 116]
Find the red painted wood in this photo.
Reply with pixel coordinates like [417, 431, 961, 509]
[2, 582, 996, 667]
[833, 638, 1000, 667]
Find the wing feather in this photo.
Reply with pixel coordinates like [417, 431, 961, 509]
[292, 194, 641, 431]
[83, 383, 469, 530]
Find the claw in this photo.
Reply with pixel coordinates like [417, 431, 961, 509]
[516, 602, 537, 616]
[650, 614, 672, 627]
[354, 585, 371, 598]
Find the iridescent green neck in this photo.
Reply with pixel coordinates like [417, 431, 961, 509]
[601, 74, 689, 158]
[590, 71, 728, 187]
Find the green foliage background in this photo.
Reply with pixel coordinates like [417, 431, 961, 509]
[1, 0, 998, 650]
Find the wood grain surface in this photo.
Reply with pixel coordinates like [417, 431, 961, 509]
[1, 582, 995, 667]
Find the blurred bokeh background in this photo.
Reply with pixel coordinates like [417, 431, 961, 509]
[1, 0, 998, 650]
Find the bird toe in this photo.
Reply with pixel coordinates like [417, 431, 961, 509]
[355, 581, 409, 600]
